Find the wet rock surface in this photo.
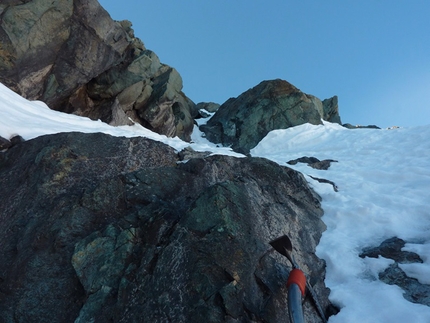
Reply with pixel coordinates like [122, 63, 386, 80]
[0, 132, 332, 322]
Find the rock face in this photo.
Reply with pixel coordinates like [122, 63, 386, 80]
[0, 132, 332, 323]
[200, 79, 341, 154]
[0, 0, 195, 141]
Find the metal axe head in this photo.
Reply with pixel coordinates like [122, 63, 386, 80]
[269, 235, 293, 258]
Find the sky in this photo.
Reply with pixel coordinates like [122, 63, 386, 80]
[1, 82, 430, 322]
[98, 0, 430, 128]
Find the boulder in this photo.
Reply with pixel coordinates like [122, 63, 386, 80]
[360, 237, 423, 264]
[196, 102, 221, 113]
[196, 102, 221, 118]
[360, 237, 430, 307]
[343, 123, 381, 129]
[200, 79, 341, 154]
[379, 264, 430, 307]
[0, 132, 333, 322]
[287, 156, 338, 170]
[0, 0, 195, 141]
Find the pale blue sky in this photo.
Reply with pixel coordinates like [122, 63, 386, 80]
[98, 0, 430, 127]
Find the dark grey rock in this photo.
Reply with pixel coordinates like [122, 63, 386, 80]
[343, 123, 381, 129]
[288, 156, 321, 165]
[0, 135, 24, 151]
[379, 263, 430, 306]
[322, 96, 342, 124]
[287, 156, 338, 170]
[360, 237, 423, 264]
[200, 79, 341, 154]
[0, 132, 332, 323]
[9, 135, 25, 146]
[360, 237, 429, 307]
[0, 136, 11, 150]
[308, 175, 339, 192]
[310, 160, 338, 170]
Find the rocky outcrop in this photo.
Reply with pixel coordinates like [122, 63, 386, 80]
[360, 237, 430, 307]
[360, 237, 423, 263]
[0, 132, 332, 322]
[343, 123, 381, 129]
[200, 79, 341, 154]
[322, 96, 341, 124]
[287, 156, 338, 170]
[0, 0, 195, 141]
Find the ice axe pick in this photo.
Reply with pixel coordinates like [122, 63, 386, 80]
[270, 235, 328, 323]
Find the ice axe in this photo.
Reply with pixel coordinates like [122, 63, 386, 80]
[270, 235, 328, 323]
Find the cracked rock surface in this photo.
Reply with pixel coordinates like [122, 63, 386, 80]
[0, 132, 331, 322]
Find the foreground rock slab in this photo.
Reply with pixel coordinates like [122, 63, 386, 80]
[0, 132, 332, 322]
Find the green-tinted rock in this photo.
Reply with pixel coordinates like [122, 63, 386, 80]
[200, 79, 341, 153]
[0, 0, 195, 141]
[0, 132, 331, 323]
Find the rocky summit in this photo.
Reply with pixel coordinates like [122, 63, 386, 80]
[0, 132, 332, 323]
[200, 79, 341, 154]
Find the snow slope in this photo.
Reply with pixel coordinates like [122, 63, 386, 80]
[252, 122, 430, 322]
[0, 83, 242, 157]
[1, 83, 430, 322]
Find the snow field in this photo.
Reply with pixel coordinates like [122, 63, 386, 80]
[252, 122, 430, 322]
